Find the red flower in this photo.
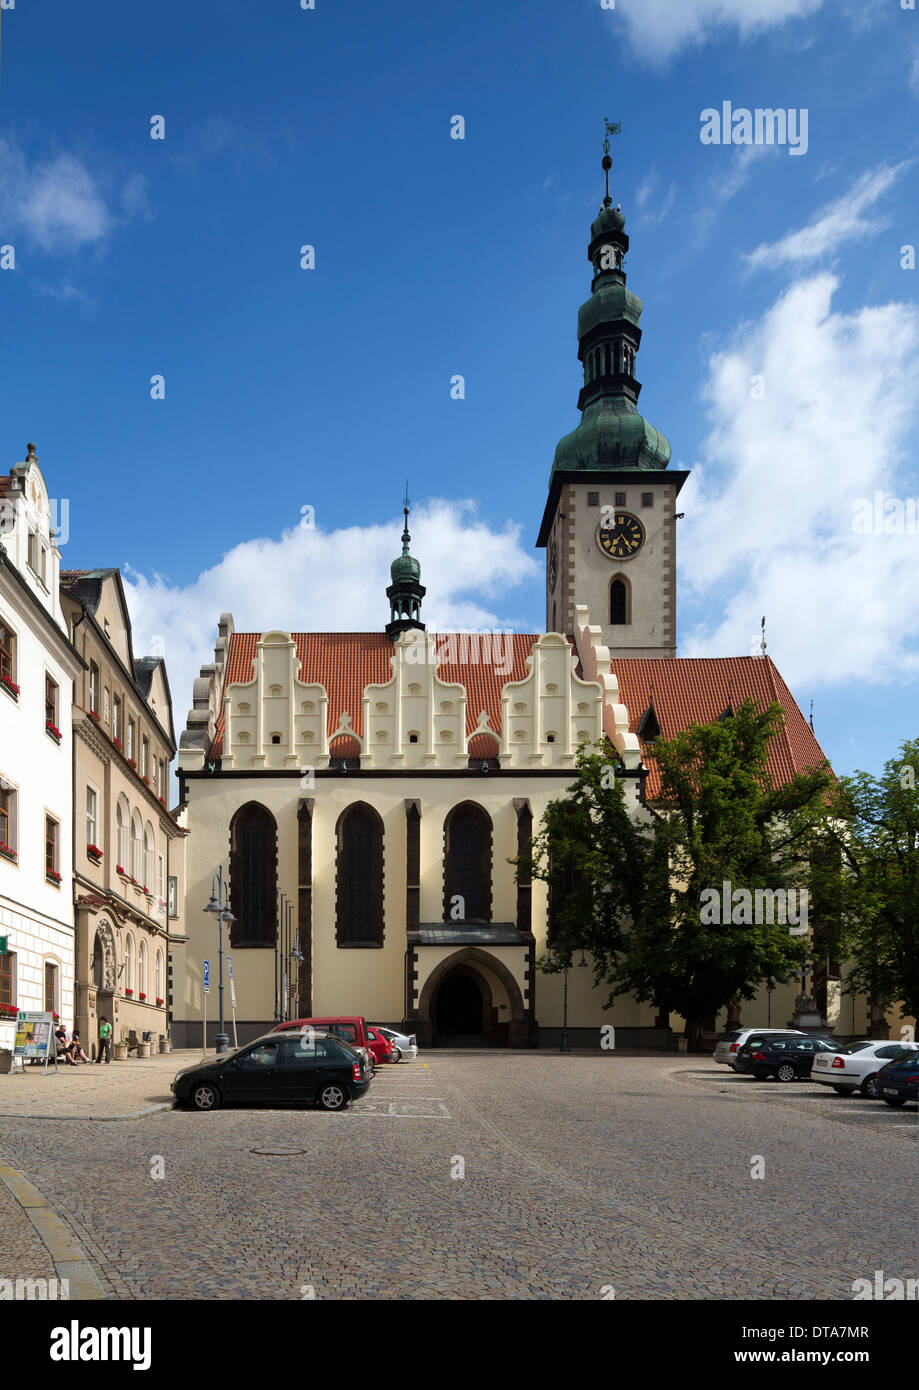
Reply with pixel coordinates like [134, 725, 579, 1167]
[45, 721, 62, 739]
[0, 841, 16, 859]
[124, 988, 133, 997]
[116, 864, 126, 875]
[113, 738, 123, 750]
[155, 998, 164, 1006]
[87, 843, 103, 859]
[87, 709, 101, 721]
[46, 869, 62, 883]
[138, 992, 147, 1001]
[128, 758, 137, 769]
[1, 673, 20, 697]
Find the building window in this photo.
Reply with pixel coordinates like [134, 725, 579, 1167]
[443, 802, 492, 923]
[86, 786, 97, 847]
[229, 803, 278, 947]
[138, 940, 147, 999]
[113, 694, 122, 743]
[127, 719, 136, 762]
[587, 492, 599, 507]
[0, 950, 14, 1008]
[610, 578, 629, 626]
[168, 876, 178, 918]
[0, 782, 16, 858]
[45, 674, 58, 731]
[103, 687, 111, 725]
[130, 812, 143, 881]
[158, 759, 166, 798]
[27, 531, 38, 573]
[141, 737, 149, 779]
[44, 961, 57, 1015]
[155, 949, 164, 1003]
[0, 621, 16, 688]
[641, 492, 653, 508]
[615, 492, 626, 507]
[143, 823, 155, 890]
[156, 853, 164, 900]
[116, 795, 130, 870]
[89, 661, 99, 714]
[45, 815, 59, 881]
[335, 803, 384, 946]
[125, 933, 135, 992]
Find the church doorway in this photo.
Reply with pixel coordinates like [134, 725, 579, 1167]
[435, 971, 484, 1041]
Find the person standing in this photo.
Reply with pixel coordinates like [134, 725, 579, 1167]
[96, 1015, 113, 1064]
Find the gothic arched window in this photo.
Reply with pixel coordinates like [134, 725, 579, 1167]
[229, 802, 278, 947]
[443, 802, 492, 923]
[610, 577, 630, 626]
[335, 803, 384, 946]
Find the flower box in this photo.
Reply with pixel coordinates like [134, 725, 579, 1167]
[143, 775, 150, 785]
[128, 758, 137, 769]
[0, 1003, 18, 1020]
[124, 988, 133, 997]
[155, 998, 164, 1007]
[113, 738, 122, 751]
[116, 864, 127, 876]
[1, 674, 19, 700]
[0, 841, 17, 863]
[138, 992, 147, 1001]
[88, 709, 101, 721]
[46, 869, 62, 885]
[130, 877, 140, 888]
[143, 886, 150, 895]
[45, 721, 62, 742]
[87, 843, 103, 861]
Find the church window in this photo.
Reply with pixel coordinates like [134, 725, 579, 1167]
[443, 802, 492, 923]
[546, 732, 557, 743]
[335, 803, 384, 946]
[587, 492, 599, 507]
[615, 492, 626, 507]
[229, 802, 278, 947]
[408, 731, 420, 743]
[642, 493, 653, 508]
[270, 733, 281, 745]
[610, 578, 630, 626]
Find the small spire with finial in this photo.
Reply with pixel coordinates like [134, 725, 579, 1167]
[760, 615, 767, 658]
[401, 480, 411, 555]
[809, 699, 814, 732]
[602, 117, 621, 208]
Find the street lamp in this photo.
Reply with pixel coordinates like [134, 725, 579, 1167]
[545, 943, 589, 1054]
[203, 867, 235, 1054]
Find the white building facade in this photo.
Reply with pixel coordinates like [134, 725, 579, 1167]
[0, 446, 84, 1029]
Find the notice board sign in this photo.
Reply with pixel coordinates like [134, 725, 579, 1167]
[13, 1012, 58, 1073]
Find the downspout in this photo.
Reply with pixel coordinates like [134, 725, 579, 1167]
[70, 603, 88, 1033]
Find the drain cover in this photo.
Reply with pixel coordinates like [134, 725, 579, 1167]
[249, 1148, 309, 1156]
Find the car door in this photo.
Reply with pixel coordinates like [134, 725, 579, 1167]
[275, 1036, 321, 1103]
[793, 1039, 817, 1073]
[221, 1040, 283, 1106]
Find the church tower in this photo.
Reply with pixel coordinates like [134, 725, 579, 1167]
[536, 125, 689, 657]
[386, 490, 426, 640]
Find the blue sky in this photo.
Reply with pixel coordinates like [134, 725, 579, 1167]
[2, 0, 918, 780]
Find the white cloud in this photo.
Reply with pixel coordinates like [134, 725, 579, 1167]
[634, 167, 677, 226]
[121, 499, 541, 732]
[613, 0, 826, 63]
[0, 138, 145, 253]
[745, 164, 909, 271]
[680, 272, 919, 687]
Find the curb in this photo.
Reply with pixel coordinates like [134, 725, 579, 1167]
[0, 1163, 107, 1299]
[0, 1101, 175, 1122]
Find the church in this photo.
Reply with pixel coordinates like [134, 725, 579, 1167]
[172, 147, 858, 1049]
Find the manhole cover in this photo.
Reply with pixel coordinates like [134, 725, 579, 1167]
[249, 1148, 309, 1156]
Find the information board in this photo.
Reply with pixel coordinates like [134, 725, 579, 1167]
[13, 1012, 58, 1073]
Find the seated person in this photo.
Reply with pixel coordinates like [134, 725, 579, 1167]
[70, 1029, 90, 1063]
[54, 1025, 77, 1066]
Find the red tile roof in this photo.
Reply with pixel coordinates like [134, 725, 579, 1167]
[209, 635, 829, 791]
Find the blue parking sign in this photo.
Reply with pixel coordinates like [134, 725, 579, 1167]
[203, 959, 210, 994]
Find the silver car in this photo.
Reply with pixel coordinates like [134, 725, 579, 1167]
[713, 1027, 803, 1070]
[370, 1025, 418, 1062]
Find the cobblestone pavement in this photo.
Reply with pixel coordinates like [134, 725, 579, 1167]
[0, 1174, 57, 1286]
[0, 1051, 915, 1300]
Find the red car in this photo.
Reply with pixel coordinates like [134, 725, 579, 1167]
[366, 1026, 395, 1065]
[274, 1017, 375, 1071]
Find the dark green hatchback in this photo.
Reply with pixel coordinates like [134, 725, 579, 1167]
[171, 1031, 372, 1112]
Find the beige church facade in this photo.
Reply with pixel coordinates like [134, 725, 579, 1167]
[173, 160, 875, 1049]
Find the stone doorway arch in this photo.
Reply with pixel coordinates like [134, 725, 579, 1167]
[418, 948, 527, 1047]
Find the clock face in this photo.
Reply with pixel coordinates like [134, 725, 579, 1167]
[549, 540, 558, 590]
[597, 511, 645, 560]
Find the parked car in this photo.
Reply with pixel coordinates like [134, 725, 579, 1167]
[736, 1034, 841, 1081]
[273, 1017, 374, 1072]
[365, 1026, 395, 1065]
[171, 1031, 372, 1111]
[811, 1040, 919, 1098]
[713, 1027, 804, 1070]
[876, 1052, 919, 1107]
[369, 1025, 418, 1063]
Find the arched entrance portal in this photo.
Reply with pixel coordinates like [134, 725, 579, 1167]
[435, 972, 484, 1039]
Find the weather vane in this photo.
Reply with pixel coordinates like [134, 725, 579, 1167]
[602, 117, 621, 206]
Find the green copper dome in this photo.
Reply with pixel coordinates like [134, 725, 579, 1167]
[391, 550, 421, 583]
[550, 153, 671, 477]
[386, 496, 426, 640]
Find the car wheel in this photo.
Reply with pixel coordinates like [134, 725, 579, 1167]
[191, 1082, 221, 1112]
[860, 1073, 881, 1099]
[831, 1085, 852, 1095]
[391, 1046, 402, 1063]
[884, 1097, 906, 1108]
[317, 1083, 349, 1111]
[776, 1063, 796, 1083]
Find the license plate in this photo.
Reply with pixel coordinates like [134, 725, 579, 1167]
[884, 1088, 898, 1096]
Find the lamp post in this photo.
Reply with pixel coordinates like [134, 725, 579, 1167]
[203, 867, 235, 1054]
[545, 944, 589, 1053]
[275, 889, 286, 1023]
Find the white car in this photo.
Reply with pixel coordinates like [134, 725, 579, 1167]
[370, 1026, 418, 1063]
[811, 1040, 919, 1098]
[713, 1027, 804, 1070]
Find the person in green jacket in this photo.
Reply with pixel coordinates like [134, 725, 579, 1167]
[96, 1015, 112, 1064]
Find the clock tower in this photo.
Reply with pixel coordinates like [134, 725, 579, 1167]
[537, 126, 689, 657]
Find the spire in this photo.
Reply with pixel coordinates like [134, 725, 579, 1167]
[386, 486, 426, 641]
[550, 122, 671, 476]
